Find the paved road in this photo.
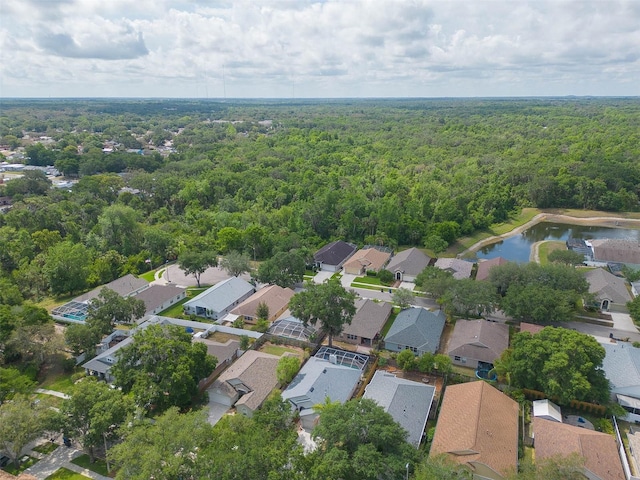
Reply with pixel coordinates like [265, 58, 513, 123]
[553, 320, 640, 343]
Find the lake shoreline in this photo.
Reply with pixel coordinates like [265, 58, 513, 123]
[459, 213, 640, 260]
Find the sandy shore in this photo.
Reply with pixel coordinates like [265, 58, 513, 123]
[460, 213, 640, 259]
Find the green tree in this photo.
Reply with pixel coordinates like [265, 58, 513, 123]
[97, 204, 143, 256]
[494, 328, 610, 404]
[112, 324, 217, 412]
[289, 279, 356, 347]
[109, 408, 213, 480]
[64, 323, 101, 357]
[178, 250, 218, 288]
[440, 279, 500, 317]
[415, 266, 455, 300]
[216, 227, 244, 254]
[256, 301, 270, 321]
[4, 169, 51, 197]
[378, 269, 394, 285]
[414, 454, 472, 480]
[276, 356, 301, 385]
[44, 240, 91, 296]
[0, 367, 35, 404]
[86, 288, 146, 335]
[396, 348, 416, 371]
[308, 398, 418, 480]
[219, 250, 252, 277]
[392, 288, 415, 309]
[548, 249, 586, 265]
[416, 352, 434, 373]
[628, 295, 640, 324]
[62, 377, 135, 464]
[255, 251, 305, 288]
[510, 453, 585, 480]
[0, 394, 56, 468]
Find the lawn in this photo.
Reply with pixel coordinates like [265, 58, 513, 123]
[33, 442, 59, 455]
[2, 456, 38, 475]
[157, 287, 210, 319]
[352, 276, 383, 285]
[139, 269, 158, 282]
[260, 344, 302, 358]
[38, 369, 80, 395]
[538, 240, 566, 265]
[71, 454, 110, 476]
[45, 467, 92, 480]
[379, 307, 400, 338]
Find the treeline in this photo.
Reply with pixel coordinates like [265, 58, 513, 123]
[1, 98, 639, 301]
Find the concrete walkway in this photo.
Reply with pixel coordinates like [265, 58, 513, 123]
[35, 389, 69, 399]
[23, 441, 110, 480]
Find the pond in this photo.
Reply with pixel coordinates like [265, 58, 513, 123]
[469, 222, 640, 263]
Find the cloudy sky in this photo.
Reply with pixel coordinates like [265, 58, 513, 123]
[1, 0, 639, 98]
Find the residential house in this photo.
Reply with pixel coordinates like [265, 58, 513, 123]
[52, 274, 150, 323]
[74, 273, 149, 303]
[183, 277, 255, 321]
[194, 337, 241, 365]
[133, 284, 186, 317]
[313, 240, 358, 272]
[363, 370, 435, 448]
[384, 308, 445, 355]
[447, 319, 509, 370]
[533, 417, 625, 480]
[282, 347, 369, 430]
[430, 381, 519, 480]
[208, 350, 281, 417]
[532, 399, 562, 423]
[82, 336, 134, 382]
[434, 257, 474, 280]
[385, 247, 431, 282]
[338, 299, 392, 347]
[342, 248, 391, 275]
[589, 239, 640, 265]
[475, 257, 508, 281]
[230, 284, 295, 324]
[600, 341, 640, 422]
[584, 268, 632, 312]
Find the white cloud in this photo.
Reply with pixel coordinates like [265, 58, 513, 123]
[0, 0, 638, 97]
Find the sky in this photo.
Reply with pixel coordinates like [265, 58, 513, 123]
[1, 0, 639, 98]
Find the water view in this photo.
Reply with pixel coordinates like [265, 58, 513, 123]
[470, 222, 640, 263]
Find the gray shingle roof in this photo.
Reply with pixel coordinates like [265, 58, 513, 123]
[386, 248, 431, 278]
[590, 239, 640, 264]
[434, 258, 474, 279]
[584, 268, 632, 304]
[600, 342, 640, 398]
[74, 274, 149, 303]
[384, 308, 445, 353]
[133, 284, 186, 313]
[313, 240, 357, 266]
[447, 319, 509, 364]
[282, 356, 362, 411]
[341, 299, 392, 339]
[184, 277, 255, 314]
[363, 370, 435, 447]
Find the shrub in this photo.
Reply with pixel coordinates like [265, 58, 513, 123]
[378, 269, 394, 285]
[378, 357, 388, 367]
[62, 357, 77, 373]
[255, 319, 270, 333]
[396, 349, 416, 371]
[366, 270, 378, 277]
[633, 341, 640, 348]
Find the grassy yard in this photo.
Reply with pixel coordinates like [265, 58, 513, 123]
[35, 293, 76, 312]
[260, 344, 303, 358]
[38, 369, 81, 395]
[139, 269, 158, 282]
[33, 442, 59, 455]
[353, 275, 382, 285]
[45, 467, 92, 480]
[208, 331, 240, 343]
[379, 307, 401, 339]
[157, 287, 210, 319]
[538, 240, 566, 265]
[71, 454, 110, 476]
[2, 456, 38, 475]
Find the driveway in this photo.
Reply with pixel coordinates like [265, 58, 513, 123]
[610, 312, 639, 334]
[312, 271, 334, 284]
[205, 395, 231, 426]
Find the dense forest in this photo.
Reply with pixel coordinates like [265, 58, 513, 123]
[1, 97, 639, 300]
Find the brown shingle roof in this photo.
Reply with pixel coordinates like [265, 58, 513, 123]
[476, 257, 509, 281]
[430, 381, 519, 477]
[533, 417, 625, 480]
[341, 299, 392, 340]
[343, 248, 392, 272]
[447, 320, 509, 364]
[230, 285, 294, 319]
[519, 322, 545, 335]
[213, 350, 280, 411]
[590, 239, 640, 264]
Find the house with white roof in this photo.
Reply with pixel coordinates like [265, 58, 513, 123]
[183, 277, 255, 321]
[282, 347, 368, 430]
[600, 341, 640, 422]
[363, 370, 435, 448]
